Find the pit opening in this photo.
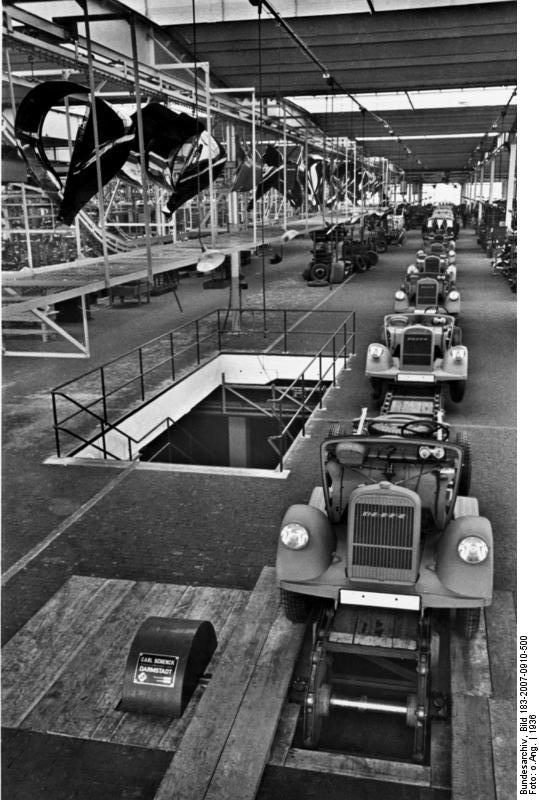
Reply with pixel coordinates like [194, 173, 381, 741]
[138, 379, 329, 469]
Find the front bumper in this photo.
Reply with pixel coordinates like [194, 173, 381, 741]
[366, 358, 467, 384]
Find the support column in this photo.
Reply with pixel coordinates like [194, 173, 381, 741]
[81, 0, 111, 292]
[130, 14, 153, 283]
[228, 416, 249, 467]
[505, 139, 517, 229]
[353, 142, 357, 209]
[204, 65, 217, 246]
[251, 91, 257, 247]
[477, 165, 485, 224]
[282, 104, 287, 230]
[488, 157, 496, 203]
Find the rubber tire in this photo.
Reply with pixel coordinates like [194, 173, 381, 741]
[354, 255, 368, 272]
[375, 239, 388, 254]
[302, 266, 311, 281]
[452, 326, 463, 346]
[449, 380, 466, 403]
[330, 260, 345, 284]
[456, 607, 480, 640]
[310, 262, 331, 281]
[455, 431, 472, 496]
[366, 250, 378, 267]
[280, 588, 313, 623]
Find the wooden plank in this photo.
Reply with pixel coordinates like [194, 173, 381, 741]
[108, 587, 247, 750]
[268, 703, 301, 767]
[21, 581, 184, 737]
[2, 576, 134, 728]
[154, 567, 281, 800]
[450, 610, 492, 697]
[392, 611, 418, 650]
[429, 719, 451, 790]
[490, 698, 517, 800]
[451, 695, 495, 800]
[329, 606, 358, 644]
[353, 608, 398, 648]
[157, 589, 248, 752]
[485, 591, 516, 699]
[203, 608, 307, 800]
[283, 748, 431, 787]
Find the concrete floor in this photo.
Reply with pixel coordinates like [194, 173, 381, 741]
[1, 227, 516, 799]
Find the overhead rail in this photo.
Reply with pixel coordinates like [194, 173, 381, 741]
[2, 4, 335, 155]
[247, 0, 422, 172]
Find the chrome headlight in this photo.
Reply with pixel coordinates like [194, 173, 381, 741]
[452, 346, 466, 361]
[280, 522, 309, 550]
[407, 265, 418, 277]
[369, 344, 384, 359]
[448, 290, 460, 301]
[458, 536, 489, 564]
[395, 290, 406, 301]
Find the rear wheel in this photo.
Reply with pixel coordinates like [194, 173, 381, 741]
[456, 607, 481, 640]
[376, 238, 388, 253]
[280, 589, 313, 623]
[310, 262, 331, 281]
[452, 326, 463, 345]
[449, 380, 466, 403]
[455, 431, 471, 495]
[366, 250, 378, 267]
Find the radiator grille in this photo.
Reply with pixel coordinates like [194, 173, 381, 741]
[423, 256, 440, 275]
[416, 280, 438, 307]
[348, 493, 418, 581]
[401, 328, 433, 367]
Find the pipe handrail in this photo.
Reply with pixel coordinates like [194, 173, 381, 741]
[52, 307, 356, 459]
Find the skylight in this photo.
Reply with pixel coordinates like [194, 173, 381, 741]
[286, 87, 517, 114]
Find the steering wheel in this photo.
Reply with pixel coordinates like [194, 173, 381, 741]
[401, 419, 450, 440]
[367, 415, 420, 436]
[388, 315, 409, 327]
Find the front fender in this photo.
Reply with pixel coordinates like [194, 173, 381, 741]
[445, 294, 461, 315]
[276, 503, 335, 583]
[442, 346, 468, 376]
[436, 516, 493, 601]
[365, 343, 392, 374]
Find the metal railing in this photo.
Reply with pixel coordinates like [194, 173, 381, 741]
[267, 317, 355, 470]
[51, 307, 356, 459]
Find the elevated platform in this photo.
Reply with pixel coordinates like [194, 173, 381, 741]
[1, 214, 346, 317]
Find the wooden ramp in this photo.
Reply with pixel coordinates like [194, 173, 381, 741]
[450, 592, 516, 800]
[2, 567, 306, 799]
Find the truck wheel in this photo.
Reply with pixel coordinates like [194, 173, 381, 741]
[455, 431, 471, 495]
[302, 266, 312, 281]
[376, 239, 388, 254]
[310, 262, 330, 282]
[366, 250, 378, 267]
[353, 255, 368, 273]
[280, 589, 312, 623]
[449, 380, 466, 403]
[456, 608, 480, 640]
